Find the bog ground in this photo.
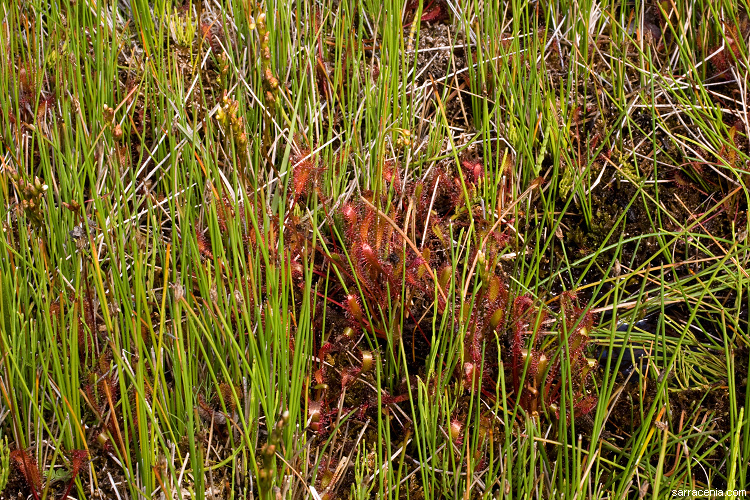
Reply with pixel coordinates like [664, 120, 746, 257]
[1, 0, 749, 498]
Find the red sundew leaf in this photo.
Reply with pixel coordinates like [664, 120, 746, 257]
[340, 367, 361, 388]
[342, 203, 358, 227]
[60, 449, 91, 500]
[200, 22, 226, 54]
[290, 146, 325, 201]
[420, 1, 449, 23]
[292, 160, 313, 197]
[357, 402, 370, 420]
[67, 449, 90, 476]
[358, 207, 374, 243]
[10, 449, 42, 496]
[315, 56, 329, 99]
[358, 242, 381, 279]
[318, 342, 334, 363]
[37, 94, 55, 118]
[382, 163, 402, 193]
[487, 275, 502, 303]
[405, 0, 450, 25]
[314, 368, 325, 386]
[215, 196, 234, 233]
[341, 202, 362, 244]
[574, 395, 598, 418]
[461, 159, 485, 184]
[196, 225, 213, 260]
[463, 362, 481, 391]
[345, 294, 363, 322]
[381, 394, 409, 405]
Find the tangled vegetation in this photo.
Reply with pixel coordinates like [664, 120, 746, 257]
[1, 0, 749, 498]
